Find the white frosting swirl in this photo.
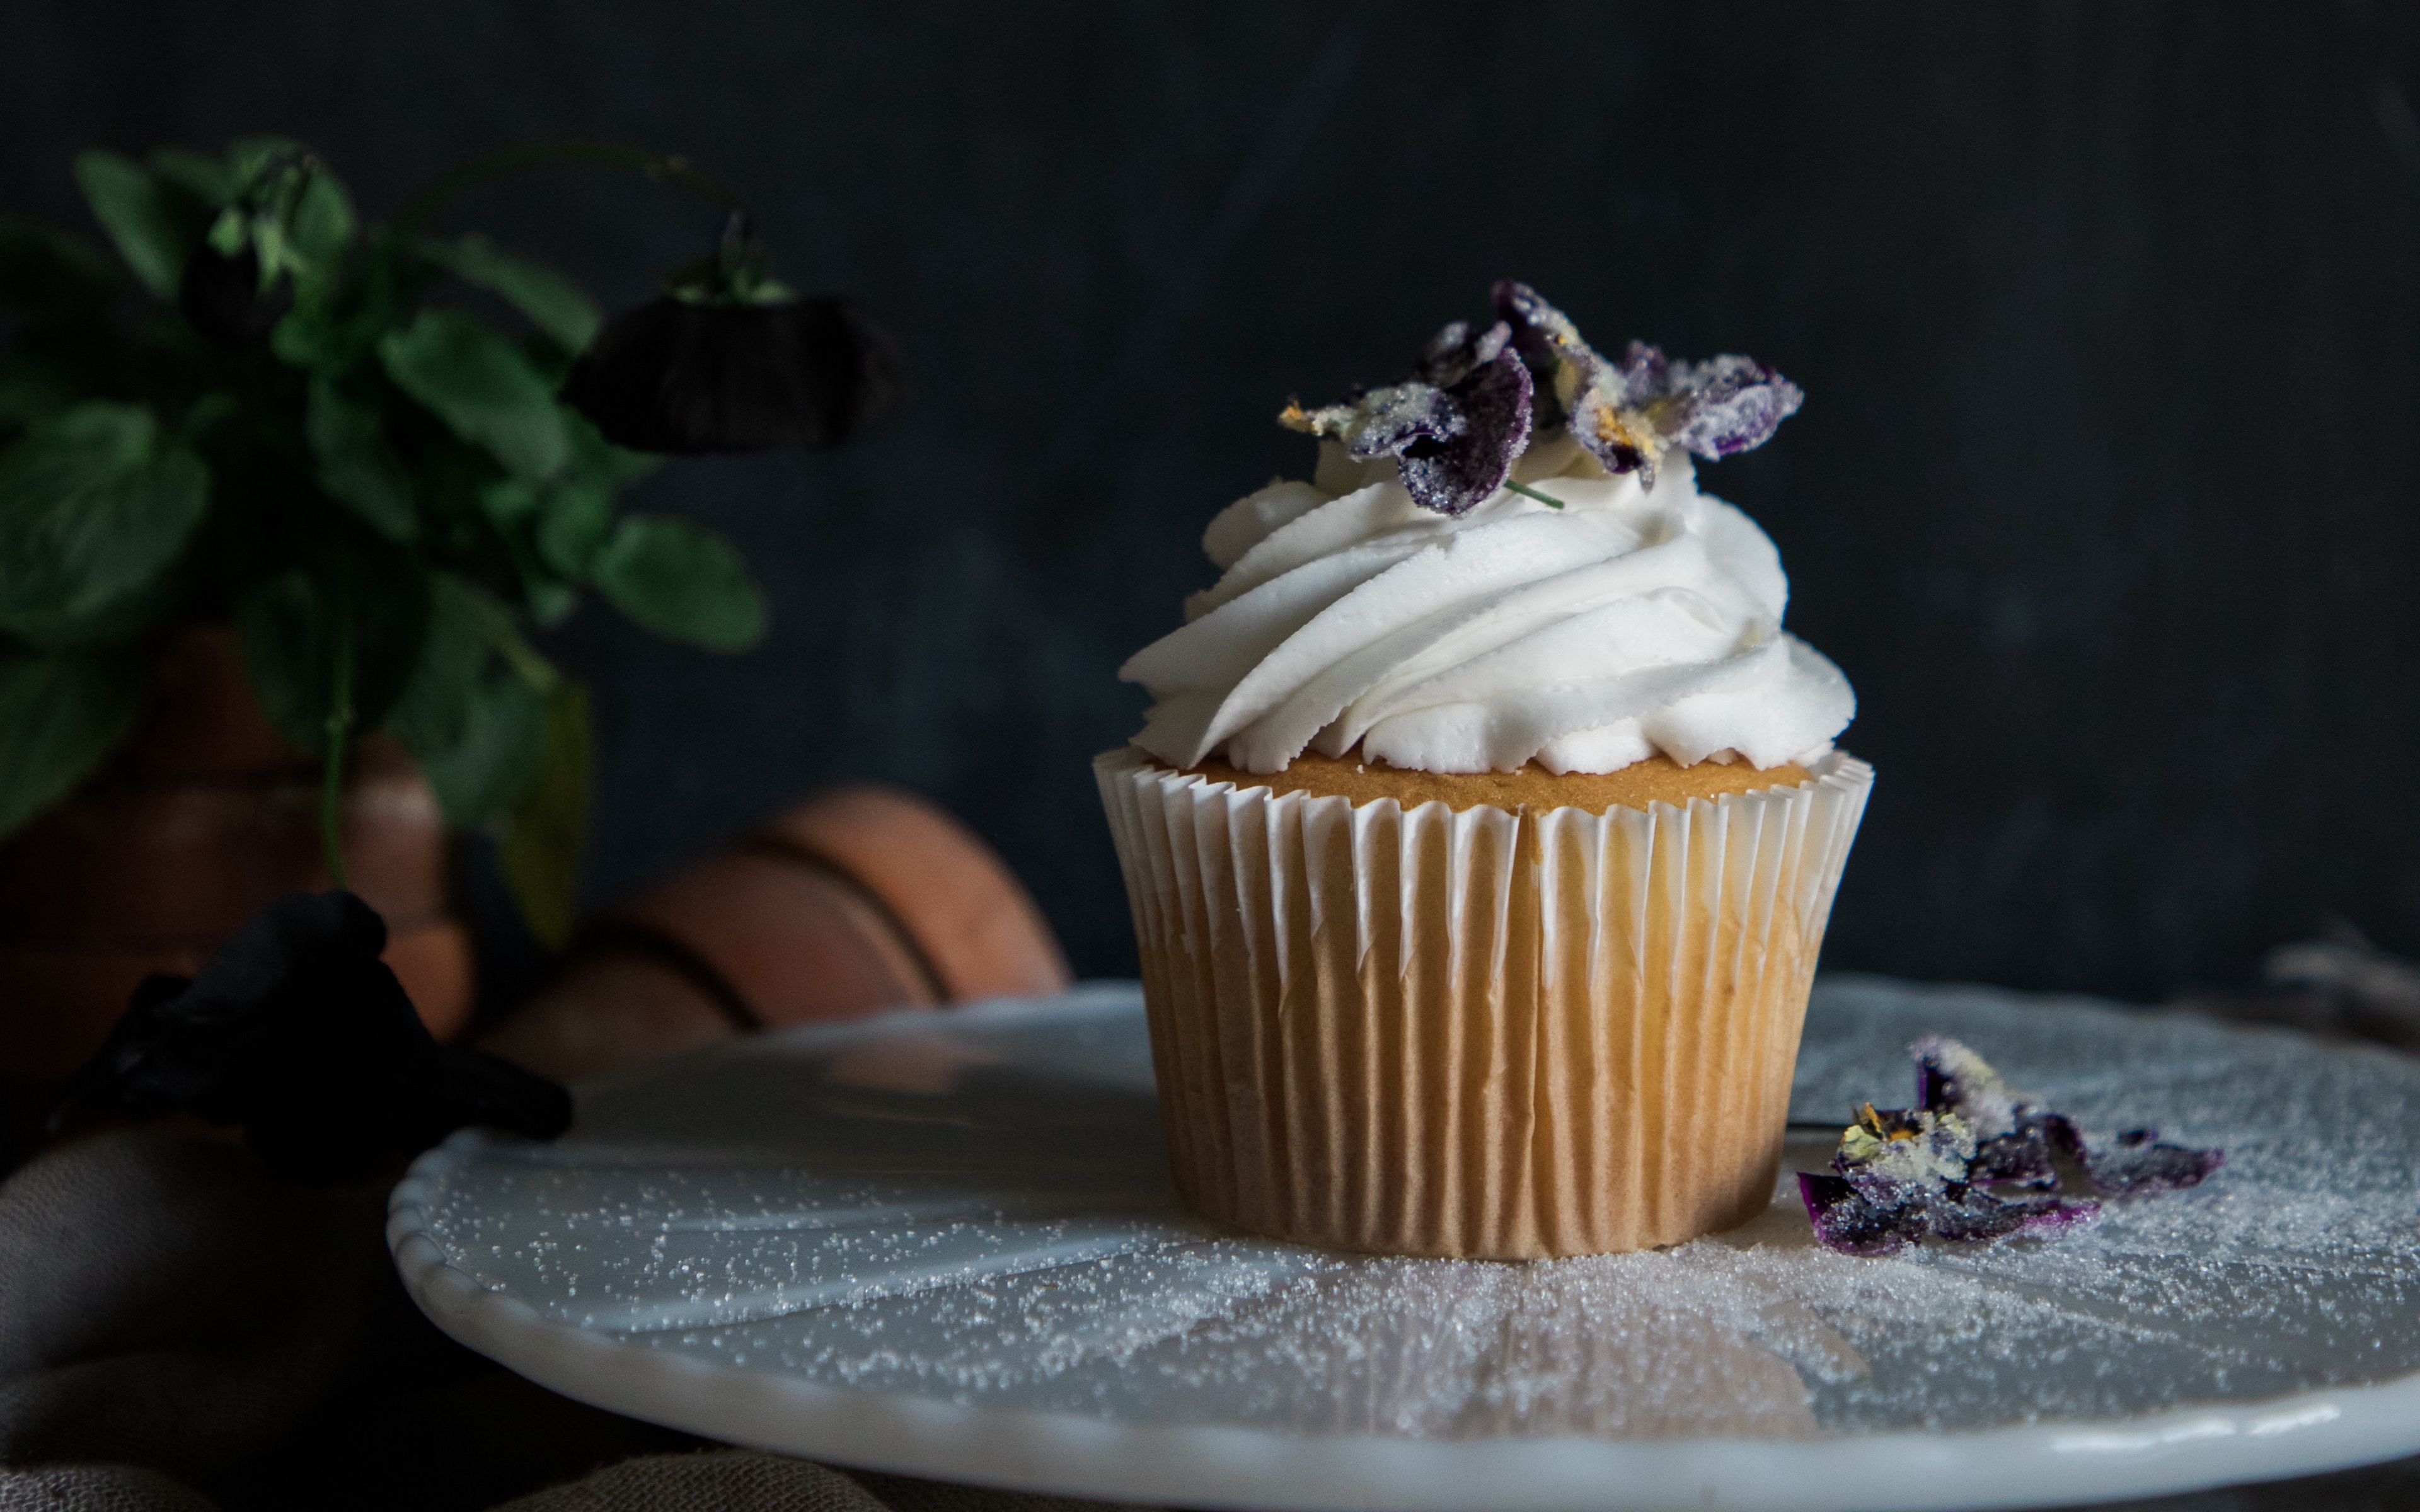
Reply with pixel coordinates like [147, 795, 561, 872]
[1121, 445, 1854, 775]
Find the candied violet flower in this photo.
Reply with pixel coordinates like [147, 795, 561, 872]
[57, 891, 571, 1181]
[563, 212, 908, 454]
[1913, 1034, 2225, 1198]
[1279, 342, 1535, 517]
[1799, 1099, 2101, 1259]
[1492, 280, 1802, 489]
[1277, 281, 1799, 515]
[1799, 1036, 2221, 1257]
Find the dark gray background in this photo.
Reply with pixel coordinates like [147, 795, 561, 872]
[6, 1, 2417, 1002]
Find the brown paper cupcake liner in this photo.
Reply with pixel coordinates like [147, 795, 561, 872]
[1094, 746, 1874, 1259]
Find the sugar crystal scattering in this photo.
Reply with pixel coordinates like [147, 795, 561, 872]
[406, 983, 2420, 1450]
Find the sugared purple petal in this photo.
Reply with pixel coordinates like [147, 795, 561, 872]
[1414, 318, 1512, 389]
[1799, 1172, 1929, 1257]
[1345, 381, 1465, 457]
[1801, 1037, 2185, 1256]
[1284, 282, 1798, 514]
[1397, 350, 1533, 516]
[1659, 353, 1805, 459]
[1927, 1184, 2099, 1244]
[2047, 1117, 2227, 1196]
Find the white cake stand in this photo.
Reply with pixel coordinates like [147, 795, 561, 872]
[389, 977, 2420, 1511]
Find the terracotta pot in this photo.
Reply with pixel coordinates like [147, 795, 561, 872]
[478, 784, 1070, 1084]
[0, 626, 475, 1089]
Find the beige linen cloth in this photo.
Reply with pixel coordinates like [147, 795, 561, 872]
[3, 1124, 2417, 1511]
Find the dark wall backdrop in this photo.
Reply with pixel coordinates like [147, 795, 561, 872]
[6, 1, 2417, 1001]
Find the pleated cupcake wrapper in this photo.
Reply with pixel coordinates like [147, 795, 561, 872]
[1094, 746, 1875, 1259]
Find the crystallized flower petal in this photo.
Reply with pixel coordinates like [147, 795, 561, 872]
[1344, 381, 1465, 458]
[1657, 352, 1806, 460]
[1414, 318, 1513, 389]
[1799, 1172, 1930, 1257]
[1396, 348, 1533, 517]
[1911, 1035, 2223, 1199]
[2051, 1118, 2228, 1196]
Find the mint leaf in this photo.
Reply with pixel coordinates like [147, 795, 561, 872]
[497, 679, 591, 948]
[418, 234, 601, 354]
[0, 644, 148, 835]
[417, 662, 548, 830]
[0, 403, 209, 646]
[71, 151, 194, 300]
[378, 310, 570, 481]
[591, 514, 765, 652]
[386, 570, 486, 761]
[535, 480, 613, 577]
[306, 377, 417, 541]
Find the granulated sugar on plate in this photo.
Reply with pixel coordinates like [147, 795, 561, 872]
[412, 977, 2420, 1441]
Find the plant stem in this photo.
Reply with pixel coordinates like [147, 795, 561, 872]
[1506, 479, 1567, 509]
[388, 137, 750, 244]
[320, 612, 356, 894]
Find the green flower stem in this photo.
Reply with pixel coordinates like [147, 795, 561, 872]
[466, 590, 560, 694]
[1506, 479, 1566, 509]
[320, 612, 355, 894]
[388, 137, 749, 245]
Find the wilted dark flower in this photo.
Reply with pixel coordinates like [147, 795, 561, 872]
[58, 891, 571, 1181]
[178, 243, 294, 348]
[563, 293, 908, 454]
[1799, 1036, 2220, 1257]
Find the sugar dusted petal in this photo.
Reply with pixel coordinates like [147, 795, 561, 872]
[1799, 1172, 1928, 1257]
[1396, 350, 1533, 517]
[1913, 1034, 2028, 1141]
[1415, 318, 1512, 389]
[1345, 381, 1465, 458]
[1661, 353, 1806, 459]
[2050, 1118, 2227, 1196]
[1927, 1184, 2099, 1244]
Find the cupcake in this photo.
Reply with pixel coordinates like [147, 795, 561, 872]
[1095, 282, 1872, 1259]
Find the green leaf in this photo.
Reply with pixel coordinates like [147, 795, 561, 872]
[476, 476, 541, 527]
[228, 136, 305, 186]
[0, 403, 209, 646]
[591, 515, 766, 651]
[386, 570, 485, 760]
[562, 407, 660, 490]
[71, 151, 191, 299]
[536, 481, 614, 577]
[418, 668, 546, 830]
[497, 679, 591, 949]
[0, 644, 149, 835]
[377, 310, 570, 480]
[234, 548, 429, 755]
[0, 358, 78, 431]
[147, 148, 234, 209]
[417, 234, 602, 354]
[282, 172, 355, 294]
[305, 377, 417, 541]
